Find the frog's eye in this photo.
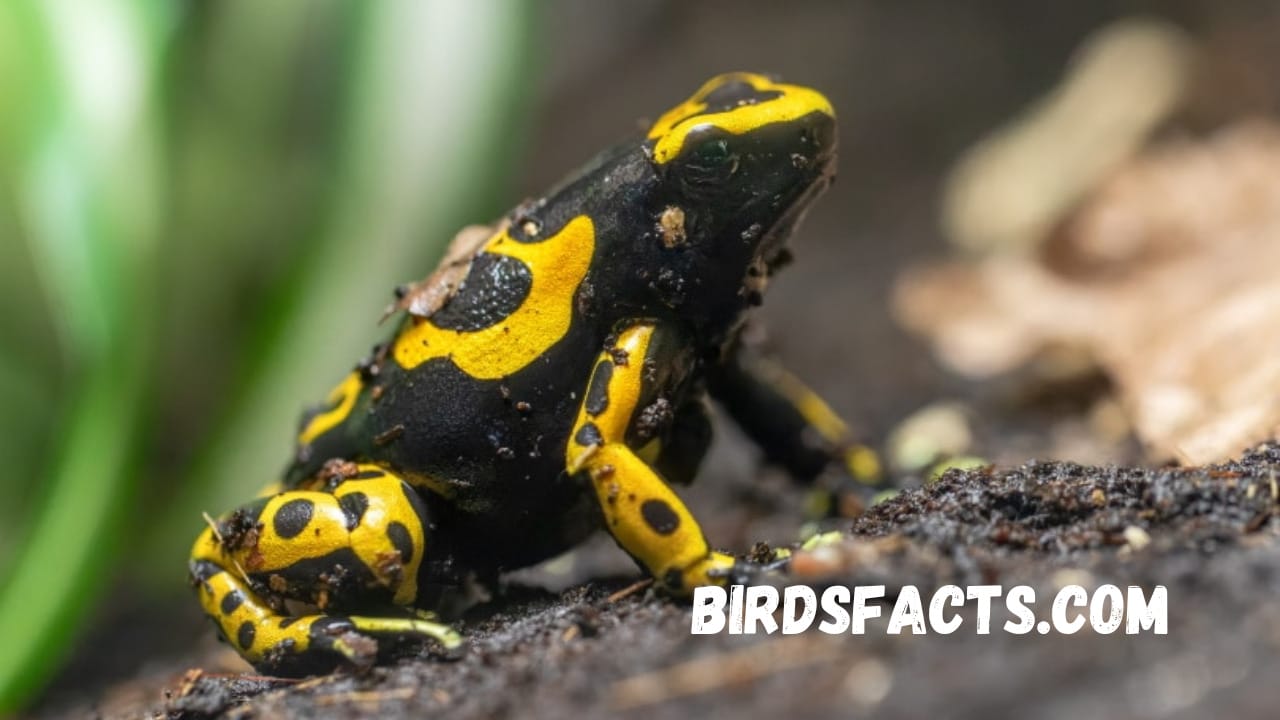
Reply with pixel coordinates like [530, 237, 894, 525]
[675, 136, 739, 193]
[694, 138, 732, 165]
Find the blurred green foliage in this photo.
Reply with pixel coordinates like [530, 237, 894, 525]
[0, 0, 535, 711]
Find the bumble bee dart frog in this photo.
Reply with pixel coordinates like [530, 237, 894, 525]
[190, 72, 881, 676]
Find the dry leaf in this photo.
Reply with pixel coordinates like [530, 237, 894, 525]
[382, 221, 501, 322]
[898, 121, 1280, 464]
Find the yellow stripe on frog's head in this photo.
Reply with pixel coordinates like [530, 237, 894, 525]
[647, 72, 835, 165]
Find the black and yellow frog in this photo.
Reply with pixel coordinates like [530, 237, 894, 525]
[189, 72, 880, 675]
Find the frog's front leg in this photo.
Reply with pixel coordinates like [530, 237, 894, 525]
[708, 338, 883, 508]
[565, 322, 759, 594]
[188, 465, 461, 676]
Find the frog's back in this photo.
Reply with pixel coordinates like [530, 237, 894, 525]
[283, 144, 675, 564]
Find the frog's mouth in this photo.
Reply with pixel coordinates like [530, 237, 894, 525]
[756, 153, 836, 275]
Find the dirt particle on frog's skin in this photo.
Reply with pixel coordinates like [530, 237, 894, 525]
[609, 346, 631, 367]
[515, 401, 532, 414]
[766, 246, 794, 273]
[220, 509, 264, 552]
[658, 205, 687, 248]
[642, 358, 658, 383]
[373, 424, 405, 447]
[321, 458, 360, 485]
[268, 574, 288, 594]
[576, 281, 596, 316]
[652, 268, 686, 307]
[747, 542, 774, 564]
[635, 398, 673, 441]
[497, 446, 516, 460]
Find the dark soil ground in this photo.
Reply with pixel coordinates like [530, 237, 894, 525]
[26, 3, 1280, 718]
[60, 440, 1280, 712]
[46, 443, 1280, 719]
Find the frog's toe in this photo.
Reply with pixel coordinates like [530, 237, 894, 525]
[347, 614, 467, 660]
[715, 557, 789, 587]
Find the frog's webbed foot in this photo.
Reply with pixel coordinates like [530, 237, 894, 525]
[188, 464, 463, 675]
[692, 554, 790, 588]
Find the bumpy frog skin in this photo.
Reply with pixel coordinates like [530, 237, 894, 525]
[190, 72, 879, 675]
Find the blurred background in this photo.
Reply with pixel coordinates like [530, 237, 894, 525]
[4, 0, 1280, 715]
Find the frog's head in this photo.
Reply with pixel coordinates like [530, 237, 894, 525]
[644, 72, 837, 337]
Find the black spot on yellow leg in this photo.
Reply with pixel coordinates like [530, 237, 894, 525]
[386, 521, 414, 564]
[640, 499, 681, 535]
[220, 590, 245, 615]
[237, 621, 256, 651]
[338, 492, 369, 530]
[581, 443, 734, 592]
[567, 323, 735, 594]
[584, 359, 613, 416]
[272, 498, 315, 539]
[574, 422, 603, 447]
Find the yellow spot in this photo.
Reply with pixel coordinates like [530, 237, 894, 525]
[648, 72, 835, 165]
[845, 445, 883, 483]
[298, 372, 362, 446]
[393, 215, 595, 378]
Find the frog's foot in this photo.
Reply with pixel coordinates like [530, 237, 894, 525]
[189, 464, 460, 674]
[695, 553, 790, 587]
[190, 559, 463, 676]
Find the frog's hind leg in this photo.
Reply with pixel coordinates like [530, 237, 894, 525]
[188, 465, 462, 676]
[708, 336, 884, 515]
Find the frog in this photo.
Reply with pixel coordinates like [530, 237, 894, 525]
[189, 72, 881, 676]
